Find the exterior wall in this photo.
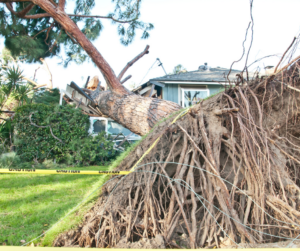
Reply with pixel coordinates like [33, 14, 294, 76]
[162, 84, 179, 103]
[162, 83, 224, 105]
[207, 84, 224, 95]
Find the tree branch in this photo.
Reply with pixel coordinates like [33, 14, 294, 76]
[30, 0, 128, 95]
[4, 3, 51, 18]
[120, 75, 132, 84]
[68, 0, 140, 24]
[118, 45, 149, 80]
[40, 58, 53, 89]
[16, 3, 35, 17]
[68, 14, 138, 24]
[58, 0, 65, 11]
[29, 112, 63, 144]
[3, 0, 138, 22]
[0, 0, 30, 2]
[0, 110, 15, 113]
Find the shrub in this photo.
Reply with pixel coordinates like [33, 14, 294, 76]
[13, 103, 118, 166]
[14, 103, 90, 163]
[66, 131, 116, 166]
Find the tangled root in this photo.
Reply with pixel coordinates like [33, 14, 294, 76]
[54, 62, 300, 248]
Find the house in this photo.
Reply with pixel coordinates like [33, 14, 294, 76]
[133, 63, 256, 107]
[61, 65, 255, 143]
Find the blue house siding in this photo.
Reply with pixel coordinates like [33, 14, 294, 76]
[162, 84, 179, 103]
[162, 83, 223, 105]
[207, 84, 224, 95]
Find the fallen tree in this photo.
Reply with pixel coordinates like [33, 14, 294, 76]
[52, 59, 300, 248]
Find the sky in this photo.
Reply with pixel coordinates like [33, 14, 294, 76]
[2, 0, 300, 91]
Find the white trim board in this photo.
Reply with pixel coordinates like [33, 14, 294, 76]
[161, 81, 229, 85]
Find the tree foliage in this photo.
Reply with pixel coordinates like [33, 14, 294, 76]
[13, 103, 90, 162]
[0, 53, 35, 152]
[33, 87, 62, 105]
[13, 103, 117, 165]
[0, 0, 153, 66]
[170, 64, 187, 75]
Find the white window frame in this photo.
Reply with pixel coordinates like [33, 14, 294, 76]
[89, 117, 108, 136]
[89, 117, 141, 141]
[181, 87, 210, 107]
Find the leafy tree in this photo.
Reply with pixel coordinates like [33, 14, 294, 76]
[170, 64, 187, 75]
[0, 0, 154, 66]
[0, 0, 182, 137]
[33, 87, 62, 105]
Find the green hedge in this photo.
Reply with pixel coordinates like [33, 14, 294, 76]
[13, 104, 90, 163]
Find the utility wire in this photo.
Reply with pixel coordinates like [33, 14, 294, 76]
[138, 59, 158, 86]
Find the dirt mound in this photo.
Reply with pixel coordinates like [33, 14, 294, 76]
[54, 60, 300, 248]
[114, 235, 165, 249]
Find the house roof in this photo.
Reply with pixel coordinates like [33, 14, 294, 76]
[132, 67, 256, 93]
[151, 67, 255, 83]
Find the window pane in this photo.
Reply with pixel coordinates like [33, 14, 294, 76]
[183, 90, 208, 107]
[93, 120, 106, 133]
[107, 121, 132, 136]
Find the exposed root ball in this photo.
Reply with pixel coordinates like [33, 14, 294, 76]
[54, 62, 300, 248]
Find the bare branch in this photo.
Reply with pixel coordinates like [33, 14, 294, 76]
[68, 14, 138, 24]
[29, 112, 63, 144]
[68, 0, 140, 24]
[33, 84, 47, 89]
[40, 58, 53, 89]
[120, 75, 132, 84]
[274, 37, 296, 73]
[23, 77, 38, 86]
[0, 110, 15, 113]
[118, 45, 149, 80]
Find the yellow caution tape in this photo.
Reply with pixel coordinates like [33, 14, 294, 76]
[0, 168, 131, 175]
[1, 107, 192, 176]
[129, 107, 191, 172]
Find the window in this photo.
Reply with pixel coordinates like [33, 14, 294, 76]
[91, 118, 107, 134]
[107, 120, 132, 136]
[181, 88, 209, 107]
[89, 117, 141, 140]
[93, 120, 106, 133]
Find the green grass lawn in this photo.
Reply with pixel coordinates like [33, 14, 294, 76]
[0, 165, 110, 246]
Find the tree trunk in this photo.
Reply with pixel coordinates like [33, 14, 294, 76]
[96, 91, 181, 135]
[31, 0, 181, 135]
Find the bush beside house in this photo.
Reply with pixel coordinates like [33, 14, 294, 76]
[13, 104, 116, 166]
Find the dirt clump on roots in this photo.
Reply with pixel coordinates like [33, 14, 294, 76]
[53, 60, 300, 248]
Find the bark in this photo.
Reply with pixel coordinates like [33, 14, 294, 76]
[96, 91, 181, 136]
